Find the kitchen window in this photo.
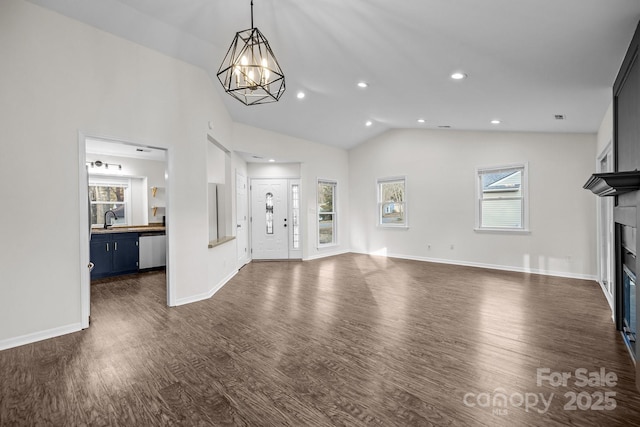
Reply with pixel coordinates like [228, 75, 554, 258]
[475, 163, 529, 232]
[89, 177, 131, 227]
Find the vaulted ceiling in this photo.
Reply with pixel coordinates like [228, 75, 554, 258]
[27, 0, 640, 149]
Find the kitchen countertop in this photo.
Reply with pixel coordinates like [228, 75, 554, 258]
[91, 225, 166, 235]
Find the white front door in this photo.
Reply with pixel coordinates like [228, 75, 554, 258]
[251, 179, 289, 259]
[236, 171, 249, 266]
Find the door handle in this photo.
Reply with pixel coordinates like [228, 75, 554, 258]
[114, 242, 118, 251]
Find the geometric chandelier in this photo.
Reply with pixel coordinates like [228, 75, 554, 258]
[217, 0, 286, 106]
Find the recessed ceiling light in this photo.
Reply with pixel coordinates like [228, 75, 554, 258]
[268, 159, 275, 162]
[365, 120, 373, 127]
[296, 91, 305, 99]
[490, 120, 501, 125]
[417, 119, 425, 123]
[450, 72, 467, 80]
[357, 82, 369, 88]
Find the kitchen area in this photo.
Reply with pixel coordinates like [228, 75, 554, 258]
[86, 138, 167, 282]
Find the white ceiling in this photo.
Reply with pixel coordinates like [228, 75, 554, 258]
[27, 0, 640, 150]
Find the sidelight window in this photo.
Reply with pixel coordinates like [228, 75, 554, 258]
[291, 184, 300, 249]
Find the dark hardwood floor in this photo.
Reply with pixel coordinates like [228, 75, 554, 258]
[2, 253, 640, 426]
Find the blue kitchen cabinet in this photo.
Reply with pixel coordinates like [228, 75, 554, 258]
[111, 233, 140, 275]
[90, 232, 139, 279]
[89, 234, 112, 278]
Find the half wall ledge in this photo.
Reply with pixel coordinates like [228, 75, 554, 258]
[208, 236, 235, 249]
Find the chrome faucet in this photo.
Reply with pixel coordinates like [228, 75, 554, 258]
[104, 210, 118, 229]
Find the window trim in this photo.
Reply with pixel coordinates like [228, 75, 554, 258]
[317, 178, 338, 248]
[474, 163, 529, 233]
[377, 176, 408, 228]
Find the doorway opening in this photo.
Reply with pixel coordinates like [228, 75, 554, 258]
[597, 143, 615, 313]
[250, 178, 302, 260]
[78, 134, 171, 329]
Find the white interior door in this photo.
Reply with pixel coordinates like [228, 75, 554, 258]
[236, 171, 249, 266]
[251, 179, 289, 259]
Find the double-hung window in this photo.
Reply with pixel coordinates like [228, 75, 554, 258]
[476, 163, 528, 232]
[89, 177, 131, 227]
[317, 179, 337, 247]
[377, 176, 407, 227]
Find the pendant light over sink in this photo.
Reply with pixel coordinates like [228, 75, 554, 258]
[217, 0, 285, 106]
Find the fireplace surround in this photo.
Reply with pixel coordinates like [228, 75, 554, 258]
[584, 20, 640, 390]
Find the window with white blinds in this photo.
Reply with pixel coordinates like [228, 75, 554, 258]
[476, 164, 529, 232]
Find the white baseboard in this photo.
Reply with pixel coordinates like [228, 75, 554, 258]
[174, 269, 238, 306]
[0, 322, 83, 352]
[351, 250, 597, 281]
[303, 248, 352, 261]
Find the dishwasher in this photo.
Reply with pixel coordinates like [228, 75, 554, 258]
[138, 233, 167, 270]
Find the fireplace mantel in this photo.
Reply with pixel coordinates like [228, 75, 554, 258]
[583, 171, 640, 197]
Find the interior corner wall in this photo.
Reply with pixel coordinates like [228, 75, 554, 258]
[597, 102, 614, 155]
[0, 0, 236, 345]
[349, 129, 598, 279]
[232, 123, 350, 260]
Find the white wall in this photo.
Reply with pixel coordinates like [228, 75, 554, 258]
[0, 0, 236, 346]
[233, 123, 350, 260]
[207, 141, 226, 184]
[597, 102, 614, 156]
[248, 163, 301, 179]
[201, 152, 249, 306]
[349, 129, 597, 279]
